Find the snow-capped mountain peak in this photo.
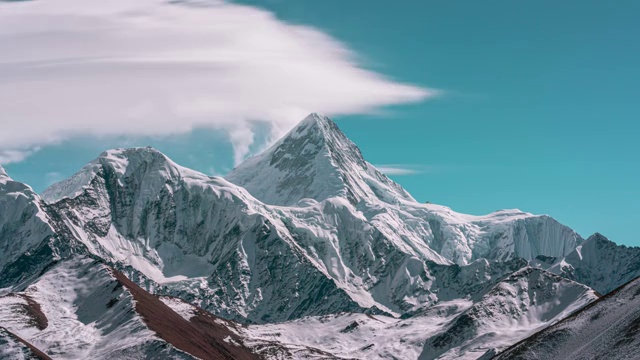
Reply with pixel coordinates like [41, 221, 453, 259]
[41, 147, 212, 204]
[94, 147, 211, 181]
[294, 112, 351, 141]
[585, 232, 609, 244]
[227, 113, 414, 206]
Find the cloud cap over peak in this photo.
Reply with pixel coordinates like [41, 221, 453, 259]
[0, 0, 436, 164]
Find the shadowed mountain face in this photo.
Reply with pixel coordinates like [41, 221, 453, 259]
[1, 114, 638, 359]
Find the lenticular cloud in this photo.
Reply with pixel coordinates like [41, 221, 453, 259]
[0, 0, 435, 164]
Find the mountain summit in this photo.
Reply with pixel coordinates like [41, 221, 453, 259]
[226, 113, 414, 206]
[41, 147, 211, 204]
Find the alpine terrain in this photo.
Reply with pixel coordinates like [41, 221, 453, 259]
[1, 113, 638, 359]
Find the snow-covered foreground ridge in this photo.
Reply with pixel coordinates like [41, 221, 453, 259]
[0, 257, 259, 360]
[1, 113, 638, 359]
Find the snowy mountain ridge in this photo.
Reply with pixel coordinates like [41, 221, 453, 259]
[1, 113, 639, 359]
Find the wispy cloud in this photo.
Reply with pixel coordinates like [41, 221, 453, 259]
[0, 0, 437, 165]
[0, 148, 38, 165]
[375, 164, 427, 176]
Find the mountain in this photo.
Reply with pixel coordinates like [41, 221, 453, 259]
[226, 113, 415, 207]
[40, 147, 368, 323]
[532, 233, 640, 294]
[233, 115, 585, 265]
[418, 206, 583, 265]
[0, 165, 55, 272]
[0, 256, 257, 360]
[0, 327, 52, 360]
[1, 113, 638, 359]
[234, 267, 596, 360]
[227, 114, 584, 266]
[29, 134, 584, 322]
[419, 268, 597, 360]
[149, 265, 595, 360]
[0, 167, 87, 290]
[493, 275, 640, 360]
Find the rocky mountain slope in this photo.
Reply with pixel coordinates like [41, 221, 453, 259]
[1, 113, 639, 359]
[152, 266, 595, 360]
[242, 268, 596, 360]
[0, 327, 52, 360]
[493, 275, 640, 360]
[419, 268, 596, 359]
[0, 256, 257, 360]
[0, 165, 56, 273]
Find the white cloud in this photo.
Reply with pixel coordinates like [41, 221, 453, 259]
[0, 0, 436, 164]
[0, 149, 38, 165]
[376, 164, 425, 176]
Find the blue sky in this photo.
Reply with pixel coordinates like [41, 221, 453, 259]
[2, 0, 639, 245]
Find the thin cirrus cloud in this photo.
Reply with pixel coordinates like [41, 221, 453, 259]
[0, 0, 437, 165]
[375, 164, 427, 176]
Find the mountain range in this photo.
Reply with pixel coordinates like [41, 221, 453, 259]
[1, 113, 638, 359]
